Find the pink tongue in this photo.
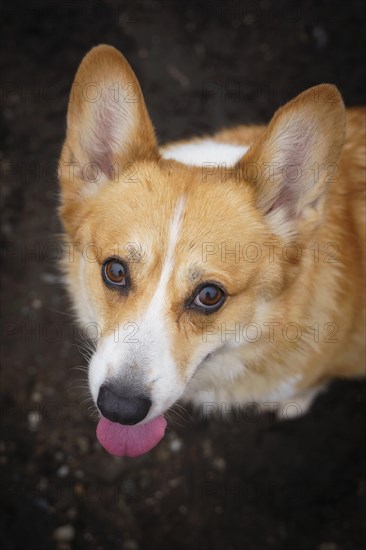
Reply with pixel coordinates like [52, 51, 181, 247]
[96, 415, 167, 457]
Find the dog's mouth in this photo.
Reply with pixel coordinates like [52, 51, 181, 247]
[95, 356, 212, 457]
[96, 415, 167, 457]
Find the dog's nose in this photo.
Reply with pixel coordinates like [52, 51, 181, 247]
[97, 385, 152, 425]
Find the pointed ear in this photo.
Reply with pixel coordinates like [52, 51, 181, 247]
[238, 84, 346, 236]
[59, 45, 158, 202]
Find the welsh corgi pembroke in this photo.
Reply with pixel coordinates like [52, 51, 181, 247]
[59, 45, 365, 457]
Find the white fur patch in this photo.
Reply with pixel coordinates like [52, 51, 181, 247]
[161, 139, 249, 166]
[136, 197, 187, 413]
[182, 347, 247, 406]
[265, 375, 303, 401]
[88, 198, 188, 419]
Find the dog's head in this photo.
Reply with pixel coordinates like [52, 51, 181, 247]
[59, 45, 345, 455]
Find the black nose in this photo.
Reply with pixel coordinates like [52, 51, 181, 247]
[97, 385, 151, 425]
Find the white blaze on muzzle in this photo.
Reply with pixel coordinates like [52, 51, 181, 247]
[88, 197, 187, 418]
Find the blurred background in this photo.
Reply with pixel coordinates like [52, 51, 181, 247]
[1, 1, 365, 549]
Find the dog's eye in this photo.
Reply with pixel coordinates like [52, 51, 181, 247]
[193, 285, 225, 311]
[102, 259, 127, 287]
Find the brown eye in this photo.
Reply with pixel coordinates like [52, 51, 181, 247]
[102, 259, 127, 287]
[193, 285, 225, 311]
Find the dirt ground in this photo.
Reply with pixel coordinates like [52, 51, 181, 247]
[1, 1, 365, 549]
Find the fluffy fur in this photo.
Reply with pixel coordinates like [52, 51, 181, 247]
[59, 45, 365, 421]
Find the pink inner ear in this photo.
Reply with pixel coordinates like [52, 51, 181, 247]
[86, 104, 118, 177]
[83, 91, 134, 179]
[267, 123, 315, 217]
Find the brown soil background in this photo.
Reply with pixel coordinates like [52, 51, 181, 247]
[1, 1, 365, 549]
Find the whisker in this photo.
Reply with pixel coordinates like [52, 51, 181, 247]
[73, 341, 95, 354]
[165, 408, 187, 429]
[175, 401, 193, 417]
[70, 366, 89, 373]
[66, 385, 90, 393]
[46, 307, 74, 318]
[80, 396, 94, 407]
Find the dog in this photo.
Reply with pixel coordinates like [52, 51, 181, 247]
[59, 45, 365, 457]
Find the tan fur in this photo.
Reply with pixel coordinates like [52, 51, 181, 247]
[59, 45, 365, 416]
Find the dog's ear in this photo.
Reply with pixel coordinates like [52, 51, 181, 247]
[238, 84, 346, 237]
[59, 45, 158, 203]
